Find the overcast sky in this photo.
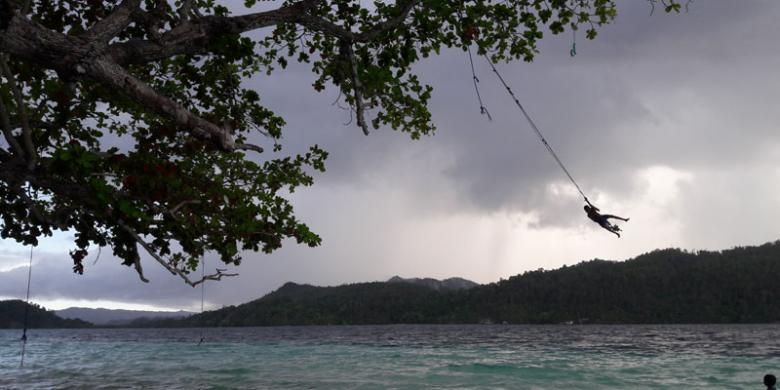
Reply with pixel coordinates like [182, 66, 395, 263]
[1, 0, 780, 311]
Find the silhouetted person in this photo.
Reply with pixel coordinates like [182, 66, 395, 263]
[765, 374, 777, 390]
[583, 199, 629, 238]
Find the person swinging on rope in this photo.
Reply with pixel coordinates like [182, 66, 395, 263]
[583, 199, 629, 238]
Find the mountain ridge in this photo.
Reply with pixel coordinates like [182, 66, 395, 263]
[386, 276, 479, 291]
[56, 307, 194, 326]
[143, 240, 780, 326]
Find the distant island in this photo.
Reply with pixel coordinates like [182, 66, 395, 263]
[3, 240, 780, 327]
[55, 307, 194, 326]
[0, 300, 90, 329]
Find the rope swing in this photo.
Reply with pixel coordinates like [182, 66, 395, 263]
[570, 29, 577, 57]
[20, 245, 34, 368]
[481, 54, 590, 203]
[197, 257, 205, 346]
[466, 45, 492, 121]
[465, 49, 630, 237]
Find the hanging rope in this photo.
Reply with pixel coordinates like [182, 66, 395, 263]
[466, 45, 492, 121]
[20, 245, 33, 368]
[457, 5, 491, 121]
[570, 29, 577, 57]
[197, 258, 205, 346]
[483, 54, 590, 202]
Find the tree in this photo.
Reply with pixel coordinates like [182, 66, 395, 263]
[0, 0, 680, 285]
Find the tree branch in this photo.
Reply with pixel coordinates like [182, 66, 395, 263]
[87, 58, 247, 152]
[130, 244, 150, 283]
[235, 142, 264, 153]
[118, 219, 237, 287]
[0, 54, 36, 169]
[169, 199, 200, 215]
[358, 0, 420, 41]
[0, 84, 24, 157]
[85, 0, 142, 44]
[341, 40, 368, 135]
[107, 0, 419, 66]
[133, 0, 171, 41]
[14, 188, 70, 229]
[297, 0, 421, 42]
[178, 0, 194, 22]
[108, 3, 310, 65]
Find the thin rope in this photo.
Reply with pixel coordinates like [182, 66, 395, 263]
[570, 29, 577, 57]
[197, 258, 205, 346]
[20, 245, 33, 368]
[483, 54, 589, 202]
[466, 45, 492, 121]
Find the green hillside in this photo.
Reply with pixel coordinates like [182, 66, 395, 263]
[144, 240, 780, 326]
[462, 243, 780, 324]
[0, 300, 92, 328]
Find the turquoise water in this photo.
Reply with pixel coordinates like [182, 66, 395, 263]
[1, 324, 778, 389]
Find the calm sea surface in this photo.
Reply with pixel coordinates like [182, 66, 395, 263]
[1, 324, 779, 389]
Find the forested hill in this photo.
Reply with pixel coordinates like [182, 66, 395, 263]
[143, 280, 464, 327]
[466, 242, 780, 324]
[0, 300, 92, 328]
[144, 241, 780, 326]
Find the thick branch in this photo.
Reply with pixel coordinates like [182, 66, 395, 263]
[87, 58, 242, 152]
[85, 0, 142, 44]
[0, 54, 36, 168]
[178, 0, 194, 21]
[0, 15, 253, 152]
[342, 41, 368, 135]
[0, 14, 86, 69]
[108, 0, 419, 65]
[3, 0, 420, 68]
[108, 3, 310, 65]
[0, 87, 24, 157]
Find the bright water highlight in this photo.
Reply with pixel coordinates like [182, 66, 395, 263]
[1, 324, 779, 389]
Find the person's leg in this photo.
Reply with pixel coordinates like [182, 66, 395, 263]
[603, 214, 629, 222]
[598, 222, 620, 237]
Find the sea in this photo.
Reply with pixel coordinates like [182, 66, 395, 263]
[1, 324, 778, 389]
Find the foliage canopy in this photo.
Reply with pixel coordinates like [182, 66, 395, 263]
[0, 0, 679, 284]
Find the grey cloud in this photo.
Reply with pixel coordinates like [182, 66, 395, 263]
[673, 165, 780, 249]
[0, 246, 215, 309]
[395, 0, 780, 225]
[252, 0, 780, 228]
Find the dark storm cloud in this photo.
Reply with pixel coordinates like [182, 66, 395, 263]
[237, 1, 780, 230]
[388, 0, 780, 224]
